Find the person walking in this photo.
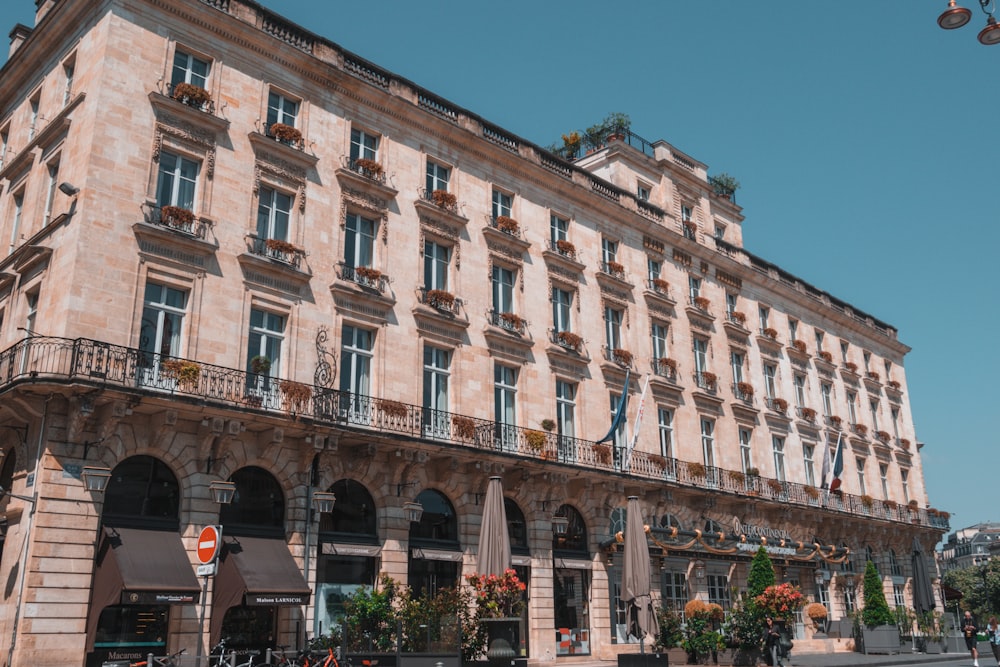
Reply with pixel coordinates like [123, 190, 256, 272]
[987, 616, 1000, 666]
[762, 615, 785, 667]
[964, 610, 980, 667]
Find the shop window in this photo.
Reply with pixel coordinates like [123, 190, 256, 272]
[407, 489, 460, 598]
[102, 456, 180, 530]
[218, 466, 284, 538]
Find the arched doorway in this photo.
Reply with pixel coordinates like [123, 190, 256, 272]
[552, 504, 590, 656]
[314, 478, 379, 637]
[407, 489, 460, 597]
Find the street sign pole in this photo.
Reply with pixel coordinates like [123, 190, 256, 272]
[195, 525, 222, 665]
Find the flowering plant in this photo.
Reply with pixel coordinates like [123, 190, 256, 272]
[466, 569, 526, 618]
[754, 583, 804, 619]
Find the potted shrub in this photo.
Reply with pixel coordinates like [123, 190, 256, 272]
[425, 289, 455, 310]
[682, 600, 725, 665]
[606, 260, 625, 276]
[792, 339, 807, 353]
[763, 327, 779, 340]
[265, 238, 299, 255]
[654, 605, 686, 665]
[701, 371, 717, 387]
[612, 348, 633, 366]
[737, 381, 755, 397]
[659, 357, 678, 373]
[900, 438, 911, 450]
[819, 350, 833, 362]
[694, 296, 711, 311]
[648, 453, 667, 472]
[888, 380, 902, 390]
[250, 355, 271, 375]
[561, 131, 581, 159]
[268, 122, 302, 146]
[498, 311, 524, 330]
[829, 415, 843, 427]
[555, 239, 576, 256]
[730, 310, 747, 325]
[603, 111, 631, 141]
[801, 407, 817, 420]
[160, 205, 195, 228]
[867, 371, 881, 381]
[803, 485, 820, 501]
[431, 189, 457, 210]
[540, 419, 556, 432]
[354, 157, 382, 176]
[845, 361, 859, 373]
[355, 266, 383, 282]
[854, 423, 869, 436]
[708, 172, 740, 200]
[806, 603, 829, 636]
[727, 469, 746, 486]
[687, 461, 707, 479]
[772, 397, 788, 412]
[452, 415, 476, 440]
[279, 379, 312, 412]
[494, 215, 519, 234]
[767, 478, 784, 495]
[859, 559, 899, 654]
[160, 359, 201, 390]
[876, 430, 891, 442]
[556, 330, 582, 349]
[592, 443, 612, 465]
[524, 429, 546, 452]
[172, 81, 211, 108]
[377, 398, 409, 420]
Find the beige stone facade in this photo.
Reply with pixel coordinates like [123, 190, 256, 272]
[0, 1, 946, 666]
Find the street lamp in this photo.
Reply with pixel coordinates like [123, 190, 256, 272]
[937, 0, 1000, 45]
[694, 559, 706, 580]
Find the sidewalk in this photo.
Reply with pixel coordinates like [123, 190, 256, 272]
[791, 650, 968, 667]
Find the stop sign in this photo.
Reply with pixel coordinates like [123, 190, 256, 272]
[197, 525, 221, 564]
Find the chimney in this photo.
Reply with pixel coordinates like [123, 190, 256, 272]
[8, 24, 32, 59]
[35, 0, 57, 25]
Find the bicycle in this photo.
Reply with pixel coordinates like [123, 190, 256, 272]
[129, 648, 187, 667]
[212, 638, 262, 667]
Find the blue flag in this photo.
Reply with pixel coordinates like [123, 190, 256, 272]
[595, 369, 630, 444]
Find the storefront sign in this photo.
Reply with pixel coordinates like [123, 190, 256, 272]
[246, 593, 310, 605]
[732, 517, 793, 542]
[121, 590, 198, 605]
[322, 543, 381, 557]
[736, 542, 796, 557]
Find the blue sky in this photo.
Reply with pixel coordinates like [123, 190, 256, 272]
[9, 2, 995, 534]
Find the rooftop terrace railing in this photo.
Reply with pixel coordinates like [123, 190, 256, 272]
[0, 336, 944, 530]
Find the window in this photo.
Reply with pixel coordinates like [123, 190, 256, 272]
[494, 364, 518, 450]
[901, 469, 909, 503]
[844, 587, 856, 614]
[815, 329, 825, 353]
[763, 363, 777, 398]
[422, 345, 450, 436]
[891, 407, 900, 438]
[637, 182, 650, 201]
[492, 265, 516, 315]
[651, 323, 668, 359]
[803, 444, 816, 487]
[344, 212, 376, 269]
[267, 92, 299, 134]
[257, 187, 292, 242]
[340, 325, 374, 417]
[707, 573, 730, 609]
[423, 240, 450, 291]
[856, 457, 867, 495]
[43, 159, 60, 225]
[869, 399, 880, 431]
[739, 428, 753, 473]
[139, 282, 187, 367]
[661, 567, 687, 613]
[714, 225, 725, 240]
[884, 359, 893, 379]
[794, 374, 806, 406]
[553, 287, 573, 333]
[0, 127, 8, 170]
[658, 408, 674, 459]
[605, 306, 623, 351]
[156, 151, 199, 210]
[688, 276, 701, 303]
[846, 391, 857, 424]
[550, 213, 569, 245]
[863, 350, 872, 371]
[62, 58, 76, 105]
[889, 550, 903, 577]
[9, 189, 24, 253]
[610, 393, 627, 458]
[788, 318, 798, 342]
[821, 382, 833, 416]
[759, 305, 770, 331]
[879, 463, 889, 498]
[601, 237, 618, 265]
[27, 93, 39, 142]
[23, 289, 38, 336]
[247, 309, 284, 383]
[731, 351, 744, 384]
[701, 418, 715, 470]
[893, 585, 905, 608]
[681, 204, 693, 222]
[350, 128, 378, 162]
[725, 293, 738, 316]
[840, 340, 849, 363]
[693, 337, 708, 374]
[491, 189, 512, 219]
[647, 257, 662, 283]
[426, 159, 450, 193]
[171, 49, 210, 89]
[772, 436, 786, 482]
[556, 380, 576, 453]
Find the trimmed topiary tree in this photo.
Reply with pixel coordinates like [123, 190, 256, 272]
[747, 545, 776, 599]
[861, 559, 894, 628]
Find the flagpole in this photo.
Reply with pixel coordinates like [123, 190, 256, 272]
[623, 374, 650, 472]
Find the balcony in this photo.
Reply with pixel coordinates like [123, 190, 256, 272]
[0, 335, 947, 532]
[550, 330, 583, 355]
[733, 381, 754, 403]
[599, 261, 627, 282]
[141, 203, 212, 240]
[765, 396, 789, 415]
[693, 371, 718, 393]
[542, 239, 586, 275]
[246, 236, 305, 269]
[417, 288, 462, 316]
[653, 357, 678, 381]
[148, 85, 228, 135]
[336, 263, 389, 294]
[335, 156, 398, 199]
[488, 310, 527, 336]
[603, 347, 633, 368]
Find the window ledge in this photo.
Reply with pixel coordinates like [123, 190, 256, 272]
[248, 131, 319, 168]
[148, 91, 230, 134]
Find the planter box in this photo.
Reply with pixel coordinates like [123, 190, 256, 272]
[945, 634, 966, 653]
[861, 625, 900, 655]
[924, 640, 942, 654]
[617, 654, 669, 667]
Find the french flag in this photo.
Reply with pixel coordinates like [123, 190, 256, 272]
[821, 431, 844, 491]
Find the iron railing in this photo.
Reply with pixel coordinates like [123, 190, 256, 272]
[0, 336, 948, 531]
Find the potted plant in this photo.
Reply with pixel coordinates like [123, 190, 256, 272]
[859, 559, 898, 654]
[606, 260, 625, 276]
[819, 350, 833, 362]
[726, 600, 765, 666]
[425, 288, 455, 310]
[555, 239, 576, 256]
[648, 453, 668, 472]
[172, 81, 211, 108]
[737, 381, 754, 397]
[355, 266, 383, 282]
[377, 398, 409, 420]
[900, 438, 911, 450]
[540, 419, 556, 432]
[524, 429, 546, 452]
[279, 379, 312, 412]
[268, 121, 302, 146]
[561, 131, 581, 159]
[867, 370, 881, 381]
[452, 415, 476, 440]
[431, 188, 457, 210]
[354, 157, 382, 176]
[593, 443, 612, 465]
[612, 348, 633, 366]
[687, 461, 707, 479]
[701, 371, 717, 387]
[603, 111, 631, 141]
[708, 172, 740, 200]
[791, 339, 807, 353]
[806, 603, 829, 637]
[654, 605, 686, 665]
[801, 407, 817, 420]
[494, 215, 519, 234]
[829, 415, 843, 427]
[265, 238, 299, 255]
[160, 205, 195, 228]
[772, 397, 788, 413]
[659, 357, 678, 372]
[767, 478, 784, 495]
[694, 296, 711, 311]
[845, 361, 859, 373]
[556, 330, 582, 349]
[652, 277, 670, 293]
[888, 380, 902, 390]
[498, 311, 524, 331]
[160, 359, 201, 390]
[803, 485, 820, 501]
[466, 568, 526, 662]
[682, 600, 725, 665]
[762, 327, 779, 340]
[730, 310, 747, 325]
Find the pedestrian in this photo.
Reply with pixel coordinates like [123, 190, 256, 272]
[987, 616, 1000, 666]
[964, 610, 980, 667]
[762, 615, 784, 667]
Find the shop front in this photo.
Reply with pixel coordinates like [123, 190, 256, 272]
[552, 504, 590, 656]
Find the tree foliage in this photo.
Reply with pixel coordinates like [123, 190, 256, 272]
[861, 560, 894, 628]
[747, 546, 776, 599]
[942, 561, 1000, 623]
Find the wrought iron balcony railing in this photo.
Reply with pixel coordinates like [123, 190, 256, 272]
[141, 203, 210, 239]
[248, 236, 304, 268]
[337, 263, 388, 293]
[0, 335, 947, 531]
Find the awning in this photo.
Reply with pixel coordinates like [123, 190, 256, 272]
[86, 527, 200, 650]
[511, 554, 532, 567]
[321, 542, 381, 557]
[211, 536, 311, 644]
[554, 557, 593, 570]
[411, 547, 464, 562]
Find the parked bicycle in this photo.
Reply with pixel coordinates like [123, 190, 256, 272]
[212, 638, 261, 667]
[129, 648, 187, 667]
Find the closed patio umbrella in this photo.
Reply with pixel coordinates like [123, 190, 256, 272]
[621, 495, 657, 651]
[476, 476, 511, 575]
[912, 536, 936, 616]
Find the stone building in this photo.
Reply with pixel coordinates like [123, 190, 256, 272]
[0, 1, 947, 665]
[940, 522, 1000, 573]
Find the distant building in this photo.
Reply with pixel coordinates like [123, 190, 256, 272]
[0, 1, 947, 666]
[940, 523, 1000, 572]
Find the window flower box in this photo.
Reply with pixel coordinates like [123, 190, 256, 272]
[829, 415, 843, 427]
[605, 260, 625, 275]
[729, 310, 747, 324]
[431, 189, 457, 210]
[265, 238, 300, 255]
[452, 415, 476, 440]
[908, 499, 919, 511]
[900, 438, 911, 450]
[687, 461, 706, 479]
[495, 215, 519, 234]
[766, 478, 784, 494]
[860, 494, 874, 509]
[844, 361, 859, 373]
[803, 485, 820, 500]
[160, 359, 201, 388]
[659, 357, 678, 371]
[593, 443, 612, 465]
[378, 398, 409, 420]
[648, 453, 667, 471]
[792, 339, 807, 353]
[771, 397, 788, 412]
[867, 371, 881, 381]
[279, 379, 312, 411]
[737, 381, 754, 396]
[172, 82, 212, 109]
[819, 350, 833, 362]
[800, 407, 817, 420]
[652, 277, 670, 293]
[700, 371, 717, 388]
[612, 348, 633, 366]
[887, 380, 901, 390]
[883, 499, 898, 510]
[555, 239, 576, 256]
[160, 205, 195, 228]
[268, 122, 302, 146]
[683, 220, 697, 236]
[556, 330, 582, 349]
[499, 312, 525, 330]
[763, 327, 778, 340]
[426, 289, 455, 310]
[524, 429, 547, 452]
[355, 266, 383, 282]
[693, 296, 711, 311]
[354, 157, 382, 176]
[854, 423, 868, 436]
[727, 470, 746, 486]
[876, 430, 891, 443]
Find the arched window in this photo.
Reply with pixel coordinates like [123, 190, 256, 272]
[103, 456, 180, 529]
[553, 504, 587, 554]
[218, 466, 284, 537]
[320, 478, 376, 540]
[409, 489, 458, 545]
[505, 497, 529, 553]
[660, 514, 683, 531]
[609, 507, 626, 536]
[889, 549, 903, 577]
[408, 489, 460, 598]
[704, 519, 724, 536]
[0, 444, 16, 496]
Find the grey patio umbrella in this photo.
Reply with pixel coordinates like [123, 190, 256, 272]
[912, 536, 936, 616]
[621, 495, 657, 651]
[476, 476, 511, 575]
